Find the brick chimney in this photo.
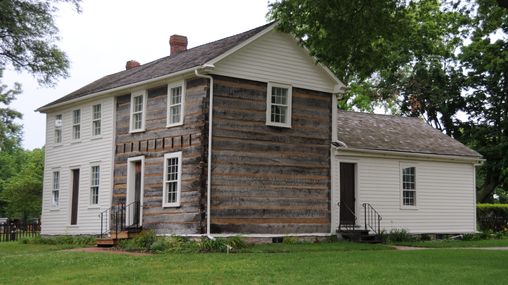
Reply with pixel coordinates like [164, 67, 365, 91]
[170, 35, 188, 56]
[125, 60, 140, 70]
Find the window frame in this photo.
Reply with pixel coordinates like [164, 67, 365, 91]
[166, 81, 185, 128]
[89, 165, 100, 206]
[162, 151, 182, 208]
[92, 104, 102, 136]
[54, 114, 62, 144]
[400, 164, 417, 209]
[72, 109, 81, 140]
[266, 82, 292, 128]
[129, 90, 147, 133]
[52, 171, 60, 208]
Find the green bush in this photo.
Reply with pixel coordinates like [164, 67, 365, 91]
[381, 229, 416, 243]
[150, 236, 197, 253]
[19, 235, 95, 245]
[477, 204, 508, 232]
[118, 230, 157, 251]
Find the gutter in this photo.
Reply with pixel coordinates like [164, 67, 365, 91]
[194, 64, 215, 239]
[333, 145, 484, 164]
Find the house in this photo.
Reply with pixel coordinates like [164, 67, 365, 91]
[37, 22, 483, 238]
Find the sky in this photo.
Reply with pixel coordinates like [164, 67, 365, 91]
[3, 0, 270, 150]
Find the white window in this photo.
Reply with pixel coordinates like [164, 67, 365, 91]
[401, 166, 416, 207]
[54, 114, 62, 143]
[167, 81, 185, 127]
[163, 152, 182, 207]
[92, 104, 101, 136]
[72, 109, 80, 139]
[266, 82, 292, 128]
[52, 171, 60, 207]
[90, 166, 100, 205]
[130, 91, 147, 132]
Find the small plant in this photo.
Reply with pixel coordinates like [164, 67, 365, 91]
[282, 236, 299, 244]
[226, 236, 248, 249]
[419, 234, 432, 241]
[19, 235, 95, 245]
[383, 229, 416, 243]
[132, 230, 157, 251]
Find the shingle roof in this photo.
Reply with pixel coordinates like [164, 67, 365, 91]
[336, 110, 482, 158]
[39, 22, 275, 110]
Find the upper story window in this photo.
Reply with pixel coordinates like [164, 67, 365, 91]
[167, 81, 185, 127]
[52, 171, 60, 207]
[401, 166, 416, 207]
[163, 151, 182, 207]
[72, 109, 81, 140]
[54, 114, 62, 144]
[130, 90, 147, 132]
[92, 104, 101, 136]
[90, 165, 100, 205]
[266, 82, 292, 128]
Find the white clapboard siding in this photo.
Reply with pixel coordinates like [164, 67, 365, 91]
[211, 29, 338, 93]
[41, 97, 115, 235]
[333, 155, 476, 234]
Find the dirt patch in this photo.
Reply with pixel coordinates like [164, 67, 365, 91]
[63, 247, 151, 256]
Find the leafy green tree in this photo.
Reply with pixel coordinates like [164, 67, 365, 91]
[459, 0, 508, 201]
[0, 0, 81, 86]
[0, 148, 44, 222]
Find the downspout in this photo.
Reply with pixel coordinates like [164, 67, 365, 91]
[194, 65, 215, 239]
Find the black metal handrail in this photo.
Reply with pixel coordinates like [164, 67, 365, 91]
[99, 201, 140, 239]
[338, 202, 358, 231]
[362, 203, 382, 235]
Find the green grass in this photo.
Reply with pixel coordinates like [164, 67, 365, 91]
[394, 237, 508, 248]
[1, 241, 507, 284]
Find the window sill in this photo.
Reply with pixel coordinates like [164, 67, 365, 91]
[400, 206, 418, 210]
[266, 122, 292, 128]
[88, 205, 101, 209]
[70, 140, 82, 145]
[53, 143, 63, 148]
[166, 122, 183, 128]
[91, 136, 103, 141]
[163, 203, 181, 208]
[129, 129, 145, 134]
[49, 207, 60, 211]
[66, 225, 79, 228]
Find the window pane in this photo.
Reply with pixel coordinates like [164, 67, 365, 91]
[73, 110, 80, 124]
[170, 105, 181, 124]
[93, 121, 101, 136]
[134, 96, 143, 112]
[133, 113, 142, 129]
[171, 87, 182, 105]
[93, 104, 101, 120]
[73, 125, 80, 139]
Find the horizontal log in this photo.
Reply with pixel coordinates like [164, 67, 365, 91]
[211, 223, 330, 234]
[211, 217, 328, 225]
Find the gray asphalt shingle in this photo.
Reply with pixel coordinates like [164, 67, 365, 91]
[336, 110, 481, 158]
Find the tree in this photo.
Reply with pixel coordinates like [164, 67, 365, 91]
[459, 0, 508, 201]
[0, 148, 44, 222]
[0, 0, 81, 86]
[269, 0, 508, 202]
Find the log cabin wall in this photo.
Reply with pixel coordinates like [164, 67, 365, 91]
[113, 77, 209, 234]
[210, 75, 332, 234]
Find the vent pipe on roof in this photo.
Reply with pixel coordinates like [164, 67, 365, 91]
[170, 35, 188, 56]
[125, 60, 141, 70]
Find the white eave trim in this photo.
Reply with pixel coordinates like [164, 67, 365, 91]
[333, 145, 484, 164]
[36, 67, 198, 113]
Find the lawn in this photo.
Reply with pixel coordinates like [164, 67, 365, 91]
[0, 241, 507, 284]
[394, 237, 508, 248]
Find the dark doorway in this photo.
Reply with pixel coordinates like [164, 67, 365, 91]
[339, 163, 355, 225]
[133, 161, 141, 226]
[70, 169, 80, 225]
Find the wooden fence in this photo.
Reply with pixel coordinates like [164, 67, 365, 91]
[0, 222, 40, 242]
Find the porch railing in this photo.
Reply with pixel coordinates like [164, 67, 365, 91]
[99, 201, 140, 239]
[337, 202, 358, 231]
[362, 203, 382, 235]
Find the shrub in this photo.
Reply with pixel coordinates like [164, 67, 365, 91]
[382, 229, 416, 243]
[150, 236, 197, 253]
[196, 236, 248, 253]
[19, 235, 95, 245]
[477, 204, 508, 232]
